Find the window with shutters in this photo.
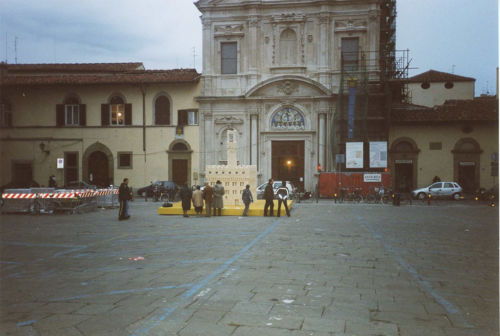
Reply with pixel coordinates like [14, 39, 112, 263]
[221, 42, 237, 74]
[57, 96, 85, 127]
[0, 100, 12, 127]
[178, 110, 188, 126]
[110, 96, 125, 126]
[64, 97, 80, 126]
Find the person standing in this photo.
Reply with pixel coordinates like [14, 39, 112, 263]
[48, 175, 57, 188]
[118, 178, 131, 220]
[242, 184, 253, 216]
[202, 182, 214, 217]
[192, 185, 204, 217]
[276, 182, 290, 217]
[263, 179, 274, 216]
[213, 180, 225, 216]
[179, 183, 193, 217]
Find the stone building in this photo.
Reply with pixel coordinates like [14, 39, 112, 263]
[0, 63, 201, 190]
[389, 70, 498, 192]
[407, 70, 475, 108]
[195, 0, 398, 191]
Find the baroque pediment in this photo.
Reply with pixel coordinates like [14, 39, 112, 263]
[335, 19, 367, 32]
[214, 24, 245, 37]
[248, 78, 330, 97]
[214, 116, 244, 125]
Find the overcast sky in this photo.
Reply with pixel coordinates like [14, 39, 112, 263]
[0, 0, 497, 95]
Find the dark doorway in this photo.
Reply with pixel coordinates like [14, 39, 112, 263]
[88, 151, 109, 187]
[172, 159, 188, 186]
[458, 164, 476, 193]
[272, 141, 304, 189]
[12, 162, 33, 186]
[395, 163, 413, 192]
[64, 152, 78, 186]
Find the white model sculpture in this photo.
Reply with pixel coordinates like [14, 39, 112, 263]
[205, 129, 257, 206]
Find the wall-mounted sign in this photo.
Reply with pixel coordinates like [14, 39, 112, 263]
[335, 154, 345, 164]
[395, 159, 413, 164]
[364, 173, 382, 182]
[57, 158, 64, 169]
[459, 161, 475, 166]
[369, 141, 387, 168]
[346, 142, 363, 168]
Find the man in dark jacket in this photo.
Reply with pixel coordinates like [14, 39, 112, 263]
[179, 183, 193, 217]
[263, 179, 274, 216]
[276, 182, 290, 217]
[118, 178, 131, 220]
[202, 182, 214, 217]
[242, 184, 253, 216]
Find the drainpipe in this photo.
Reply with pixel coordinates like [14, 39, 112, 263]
[140, 84, 146, 154]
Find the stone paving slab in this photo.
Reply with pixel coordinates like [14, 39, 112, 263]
[1, 199, 498, 335]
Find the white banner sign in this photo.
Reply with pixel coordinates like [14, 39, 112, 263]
[364, 173, 382, 182]
[369, 141, 387, 168]
[57, 158, 64, 169]
[346, 142, 363, 168]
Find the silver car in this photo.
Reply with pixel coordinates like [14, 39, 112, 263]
[256, 181, 295, 199]
[412, 182, 463, 200]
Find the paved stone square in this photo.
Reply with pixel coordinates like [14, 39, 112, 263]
[0, 200, 498, 335]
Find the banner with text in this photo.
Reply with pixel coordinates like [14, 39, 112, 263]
[346, 142, 364, 168]
[369, 141, 387, 168]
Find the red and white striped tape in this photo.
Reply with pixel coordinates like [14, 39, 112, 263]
[2, 188, 118, 200]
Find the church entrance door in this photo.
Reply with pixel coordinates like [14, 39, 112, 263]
[272, 141, 304, 190]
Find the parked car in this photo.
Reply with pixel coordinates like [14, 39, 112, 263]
[137, 181, 177, 199]
[65, 181, 97, 190]
[411, 182, 462, 200]
[256, 180, 295, 199]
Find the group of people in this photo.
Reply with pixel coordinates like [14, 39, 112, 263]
[118, 178, 292, 220]
[179, 180, 226, 217]
[263, 179, 290, 217]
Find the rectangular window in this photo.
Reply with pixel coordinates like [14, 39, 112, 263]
[188, 110, 198, 125]
[0, 103, 12, 127]
[111, 104, 124, 125]
[341, 37, 359, 72]
[429, 142, 442, 150]
[65, 104, 80, 126]
[221, 42, 237, 74]
[118, 152, 132, 169]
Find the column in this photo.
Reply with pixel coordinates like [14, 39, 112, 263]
[319, 113, 326, 170]
[251, 115, 258, 166]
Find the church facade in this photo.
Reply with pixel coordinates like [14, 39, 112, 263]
[195, 0, 395, 190]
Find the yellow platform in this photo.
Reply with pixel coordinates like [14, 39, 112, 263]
[157, 199, 294, 217]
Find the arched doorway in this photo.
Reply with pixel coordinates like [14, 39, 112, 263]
[88, 151, 109, 187]
[168, 141, 192, 186]
[389, 138, 420, 192]
[82, 142, 114, 187]
[453, 138, 481, 193]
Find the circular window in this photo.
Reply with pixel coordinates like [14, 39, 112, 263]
[445, 82, 454, 89]
[421, 82, 430, 89]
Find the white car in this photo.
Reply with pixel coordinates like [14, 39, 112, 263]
[256, 181, 295, 199]
[412, 182, 463, 200]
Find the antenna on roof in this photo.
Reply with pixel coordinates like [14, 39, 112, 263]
[192, 46, 197, 69]
[451, 64, 456, 74]
[14, 36, 18, 64]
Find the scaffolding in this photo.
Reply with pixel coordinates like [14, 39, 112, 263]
[331, 0, 411, 171]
